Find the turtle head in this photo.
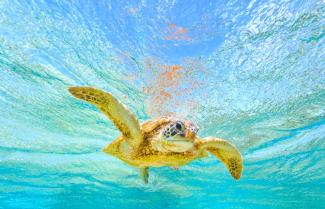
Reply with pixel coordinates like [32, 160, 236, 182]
[157, 120, 199, 152]
[162, 120, 199, 139]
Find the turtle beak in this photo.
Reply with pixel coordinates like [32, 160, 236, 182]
[184, 129, 196, 140]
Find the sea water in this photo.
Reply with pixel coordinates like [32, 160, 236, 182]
[0, 0, 324, 208]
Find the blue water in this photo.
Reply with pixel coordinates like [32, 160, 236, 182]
[0, 0, 324, 208]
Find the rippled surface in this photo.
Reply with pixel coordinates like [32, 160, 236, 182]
[0, 0, 324, 208]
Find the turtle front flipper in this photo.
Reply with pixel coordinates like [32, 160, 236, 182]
[197, 137, 243, 180]
[68, 86, 143, 149]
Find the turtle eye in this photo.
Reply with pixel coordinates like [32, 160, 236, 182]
[175, 122, 184, 131]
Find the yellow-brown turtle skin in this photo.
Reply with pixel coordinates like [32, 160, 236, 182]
[103, 118, 209, 168]
[68, 86, 243, 182]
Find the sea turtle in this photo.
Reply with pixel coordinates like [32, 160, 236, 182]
[68, 86, 243, 183]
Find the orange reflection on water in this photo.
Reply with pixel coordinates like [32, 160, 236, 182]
[143, 59, 203, 118]
[164, 24, 191, 41]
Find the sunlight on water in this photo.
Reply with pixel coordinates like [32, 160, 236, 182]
[0, 0, 324, 209]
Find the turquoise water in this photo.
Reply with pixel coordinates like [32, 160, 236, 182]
[0, 0, 324, 208]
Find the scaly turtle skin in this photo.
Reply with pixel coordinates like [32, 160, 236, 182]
[68, 86, 243, 183]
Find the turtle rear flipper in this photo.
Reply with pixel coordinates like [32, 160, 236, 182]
[197, 137, 243, 180]
[139, 167, 149, 183]
[68, 86, 143, 149]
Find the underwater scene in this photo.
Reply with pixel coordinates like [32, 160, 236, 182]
[0, 0, 324, 208]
